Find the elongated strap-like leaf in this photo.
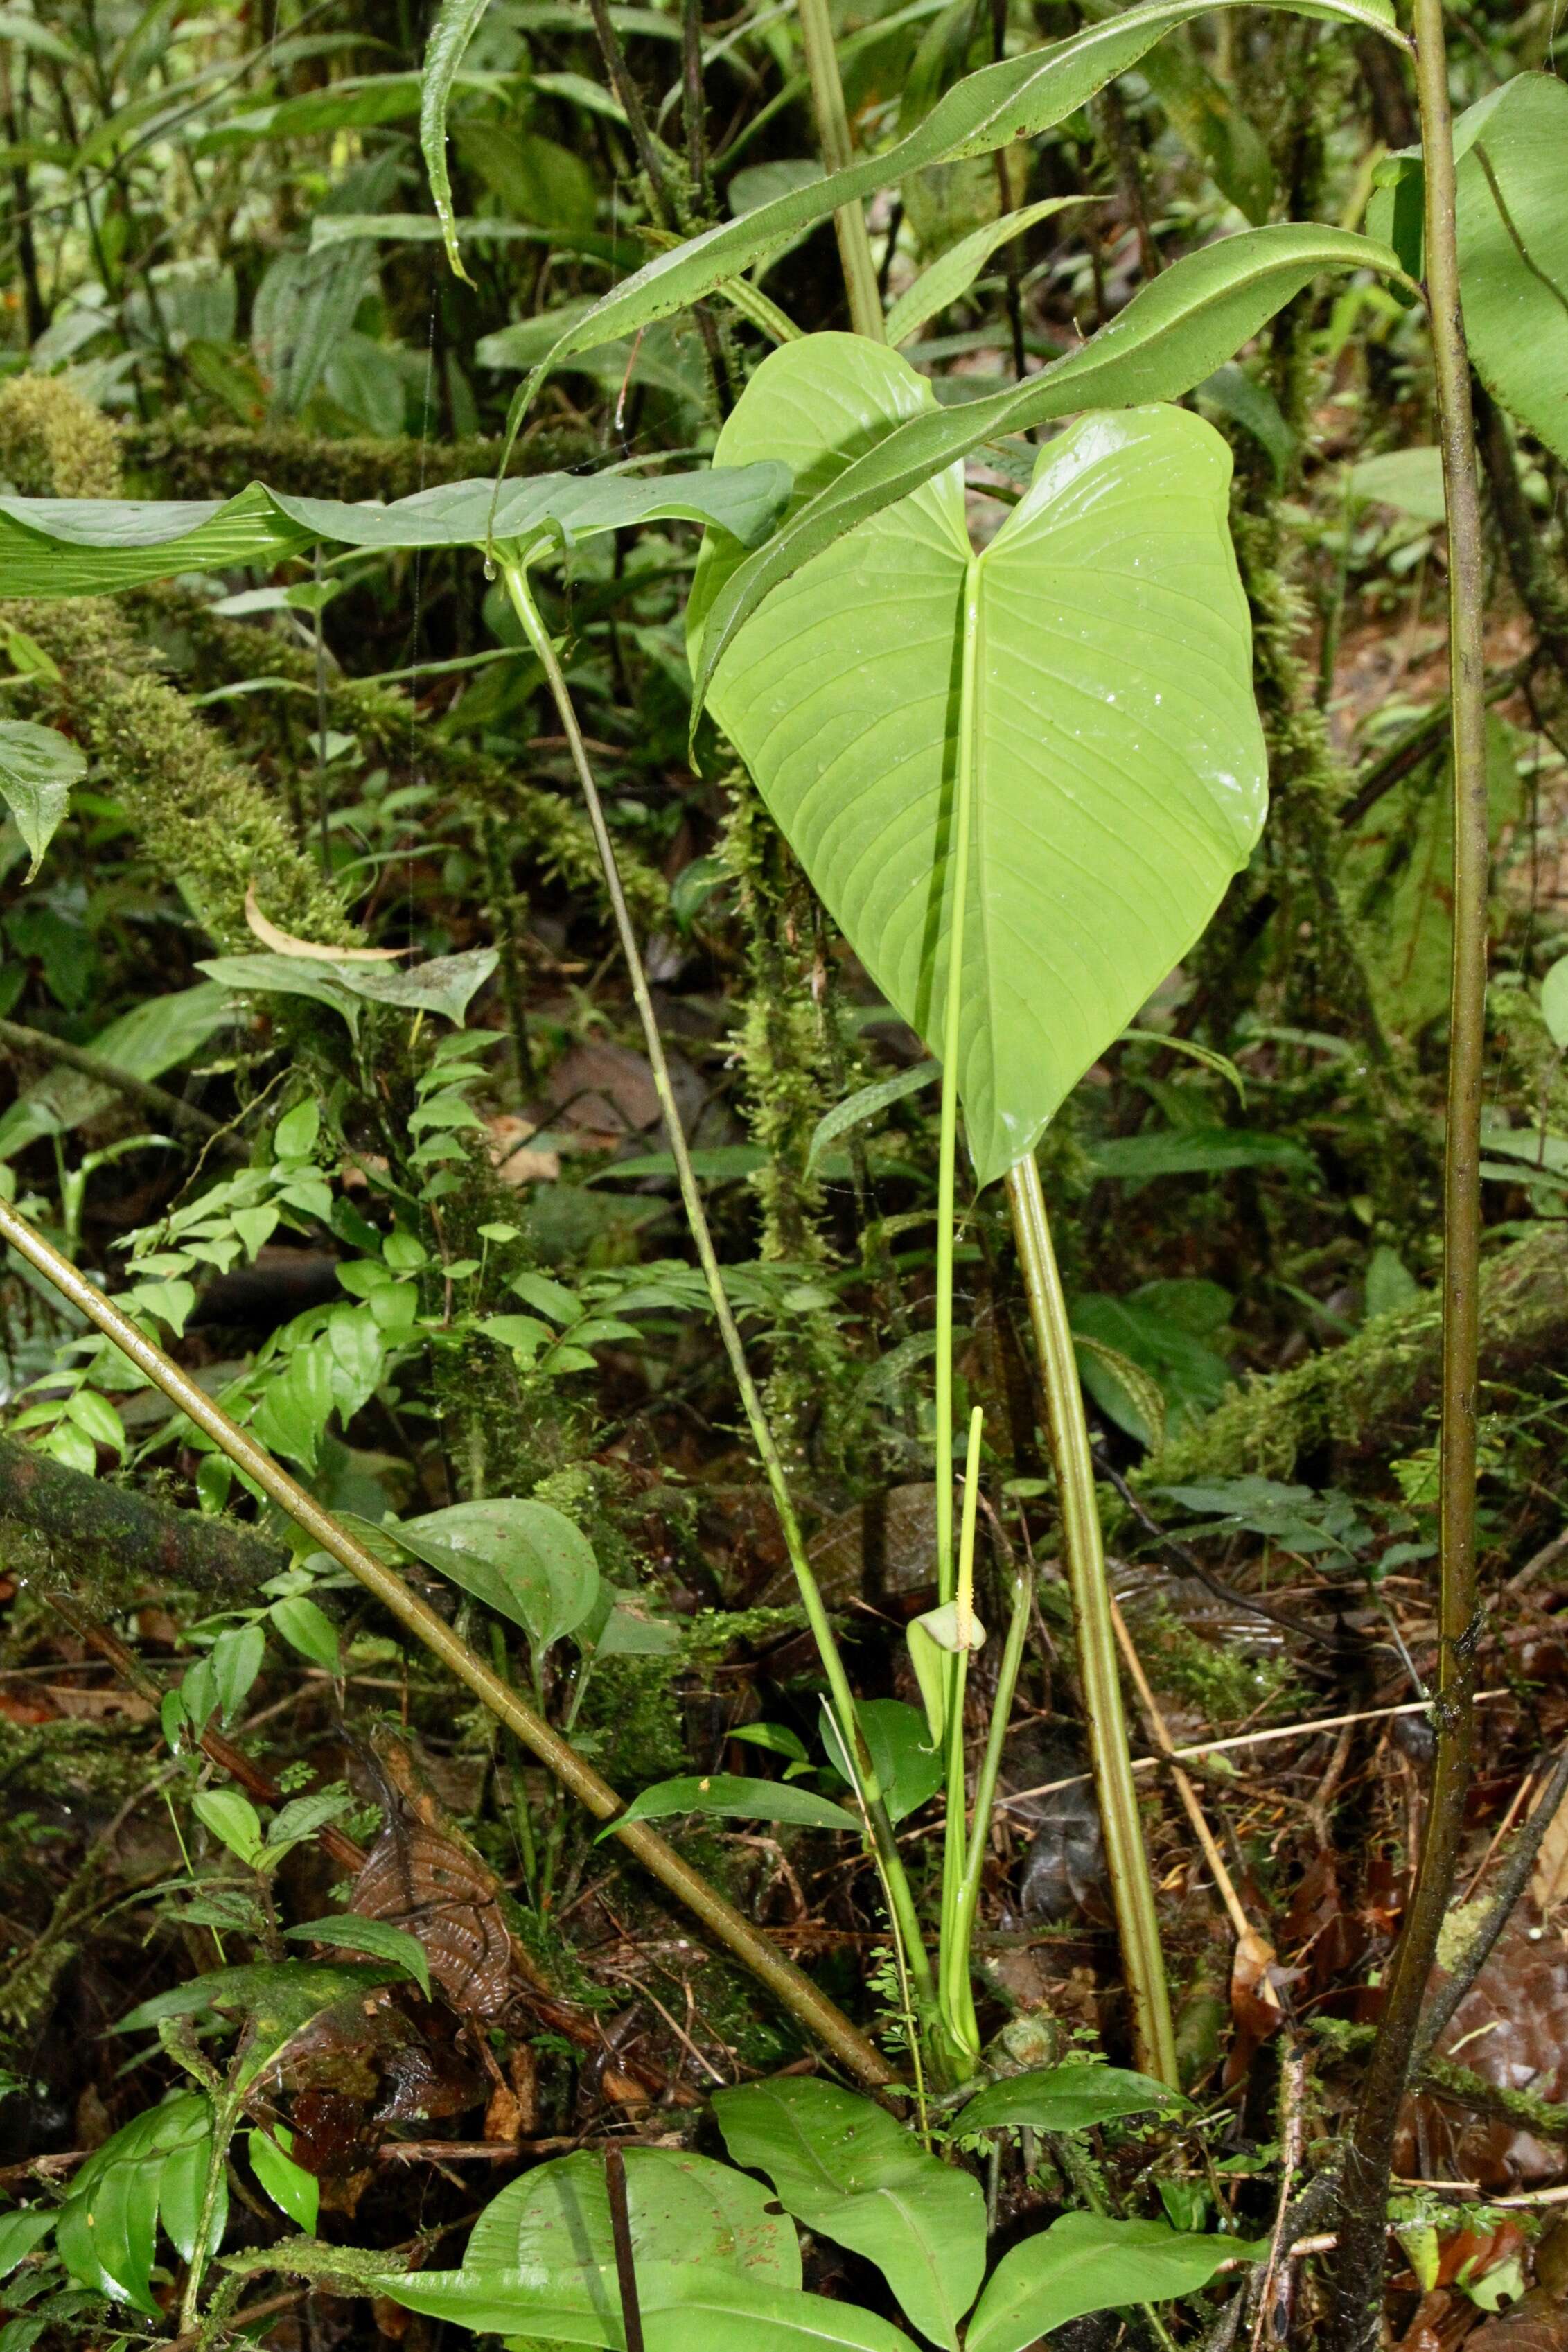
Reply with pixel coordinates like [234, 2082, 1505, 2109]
[691, 222, 1402, 715]
[518, 0, 1400, 392]
[419, 0, 493, 286]
[884, 196, 1084, 347]
[0, 464, 791, 599]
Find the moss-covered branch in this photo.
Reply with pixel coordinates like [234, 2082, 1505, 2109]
[0, 1431, 286, 1601]
[120, 421, 595, 504]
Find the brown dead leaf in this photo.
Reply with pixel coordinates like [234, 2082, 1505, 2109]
[1530, 1776, 1568, 1915]
[1466, 2302, 1568, 2352]
[483, 2084, 522, 2143]
[42, 1685, 154, 1721]
[245, 882, 409, 963]
[486, 1115, 561, 1186]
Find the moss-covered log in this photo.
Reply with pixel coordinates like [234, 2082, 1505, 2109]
[0, 1432, 286, 1601]
[1140, 1224, 1568, 1487]
[119, 421, 595, 504]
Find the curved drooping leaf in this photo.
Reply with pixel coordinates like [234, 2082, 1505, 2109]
[712, 2075, 986, 2349]
[691, 222, 1402, 710]
[393, 1497, 600, 1650]
[419, 0, 502, 285]
[0, 720, 87, 880]
[199, 946, 498, 1034]
[600, 1773, 859, 1837]
[1368, 73, 1568, 465]
[807, 1059, 939, 1170]
[517, 0, 1400, 389]
[383, 2260, 913, 2352]
[964, 2214, 1265, 2352]
[284, 1913, 432, 1999]
[691, 344, 1266, 1186]
[959, 2062, 1181, 2134]
[0, 464, 791, 601]
[885, 198, 1082, 346]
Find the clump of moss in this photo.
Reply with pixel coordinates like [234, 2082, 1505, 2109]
[0, 374, 121, 499]
[1137, 1604, 1298, 1728]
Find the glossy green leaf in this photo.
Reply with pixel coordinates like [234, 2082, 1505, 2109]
[0, 466, 790, 602]
[192, 1787, 266, 1867]
[0, 721, 85, 881]
[601, 1773, 859, 1837]
[284, 1913, 432, 1999]
[965, 2215, 1265, 2352]
[691, 346, 1266, 1188]
[691, 224, 1402, 712]
[712, 2075, 986, 2349]
[419, 0, 491, 283]
[960, 2063, 1181, 2134]
[0, 2209, 55, 2280]
[270, 1592, 342, 1669]
[394, 1497, 601, 1649]
[885, 199, 1082, 346]
[1086, 1125, 1316, 1181]
[1542, 954, 1568, 1050]
[384, 2259, 911, 2351]
[248, 2126, 319, 2231]
[1370, 74, 1568, 465]
[522, 0, 1398, 387]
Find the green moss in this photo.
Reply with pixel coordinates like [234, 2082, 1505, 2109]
[0, 375, 121, 499]
[120, 421, 594, 503]
[1136, 1603, 1298, 1727]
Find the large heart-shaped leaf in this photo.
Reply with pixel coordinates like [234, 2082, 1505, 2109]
[712, 2075, 985, 2349]
[1368, 72, 1568, 465]
[965, 2214, 1265, 2352]
[0, 465, 790, 600]
[690, 342, 1265, 1188]
[466, 2145, 801, 2290]
[383, 2261, 910, 2352]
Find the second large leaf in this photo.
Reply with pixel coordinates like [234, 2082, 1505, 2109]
[689, 338, 1267, 1188]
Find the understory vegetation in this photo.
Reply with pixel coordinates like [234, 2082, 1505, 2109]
[0, 0, 1564, 2344]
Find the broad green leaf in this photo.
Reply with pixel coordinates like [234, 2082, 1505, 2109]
[1371, 75, 1568, 464]
[960, 2063, 1181, 2134]
[1348, 446, 1446, 525]
[382, 2260, 910, 2352]
[807, 1060, 938, 1171]
[886, 198, 1082, 346]
[465, 2145, 801, 2290]
[284, 1913, 432, 1999]
[248, 2126, 319, 2231]
[819, 1697, 941, 1824]
[270, 1592, 342, 1669]
[423, 0, 520, 282]
[601, 1774, 858, 1837]
[0, 482, 311, 597]
[0, 2209, 55, 2279]
[198, 947, 497, 1032]
[712, 2075, 986, 2349]
[0, 721, 85, 880]
[0, 466, 791, 603]
[520, 0, 1398, 387]
[691, 224, 1402, 712]
[116, 1960, 401, 2090]
[965, 2214, 1265, 2352]
[192, 1787, 265, 1868]
[1195, 362, 1294, 482]
[1073, 1331, 1168, 1451]
[394, 1497, 600, 1649]
[692, 349, 1266, 1188]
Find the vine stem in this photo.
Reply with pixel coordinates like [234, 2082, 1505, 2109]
[1330, 0, 1488, 2335]
[794, 0, 884, 341]
[0, 1195, 895, 2090]
[502, 560, 939, 2050]
[1004, 1152, 1179, 2087]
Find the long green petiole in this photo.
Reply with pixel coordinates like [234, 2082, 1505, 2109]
[502, 557, 941, 2052]
[938, 1405, 985, 2063]
[1005, 1152, 1179, 2086]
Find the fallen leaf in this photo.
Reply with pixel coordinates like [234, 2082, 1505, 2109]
[1531, 1776, 1568, 1915]
[245, 881, 409, 963]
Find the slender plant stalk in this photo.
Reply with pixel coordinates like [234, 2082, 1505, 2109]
[1004, 1152, 1179, 2087]
[938, 1407, 985, 2062]
[794, 0, 885, 342]
[0, 1194, 896, 2089]
[946, 1538, 1032, 2021]
[605, 2146, 646, 2352]
[502, 561, 940, 2048]
[1331, 0, 1489, 2333]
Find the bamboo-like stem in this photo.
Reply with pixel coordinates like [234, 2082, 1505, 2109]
[502, 561, 938, 2047]
[794, 0, 885, 342]
[1004, 1151, 1178, 2087]
[938, 1407, 984, 2063]
[946, 1543, 1031, 2004]
[0, 1195, 896, 2090]
[1330, 1, 1489, 2335]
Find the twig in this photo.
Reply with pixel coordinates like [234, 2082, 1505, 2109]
[1333, 0, 1492, 2331]
[1250, 2046, 1306, 2350]
[606, 2145, 646, 2352]
[0, 1015, 231, 1145]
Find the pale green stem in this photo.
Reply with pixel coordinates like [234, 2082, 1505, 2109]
[947, 1550, 1032, 2007]
[502, 559, 939, 2045]
[1004, 1152, 1178, 2087]
[938, 1406, 985, 2064]
[795, 0, 884, 342]
[179, 2075, 245, 2332]
[936, 563, 983, 1608]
